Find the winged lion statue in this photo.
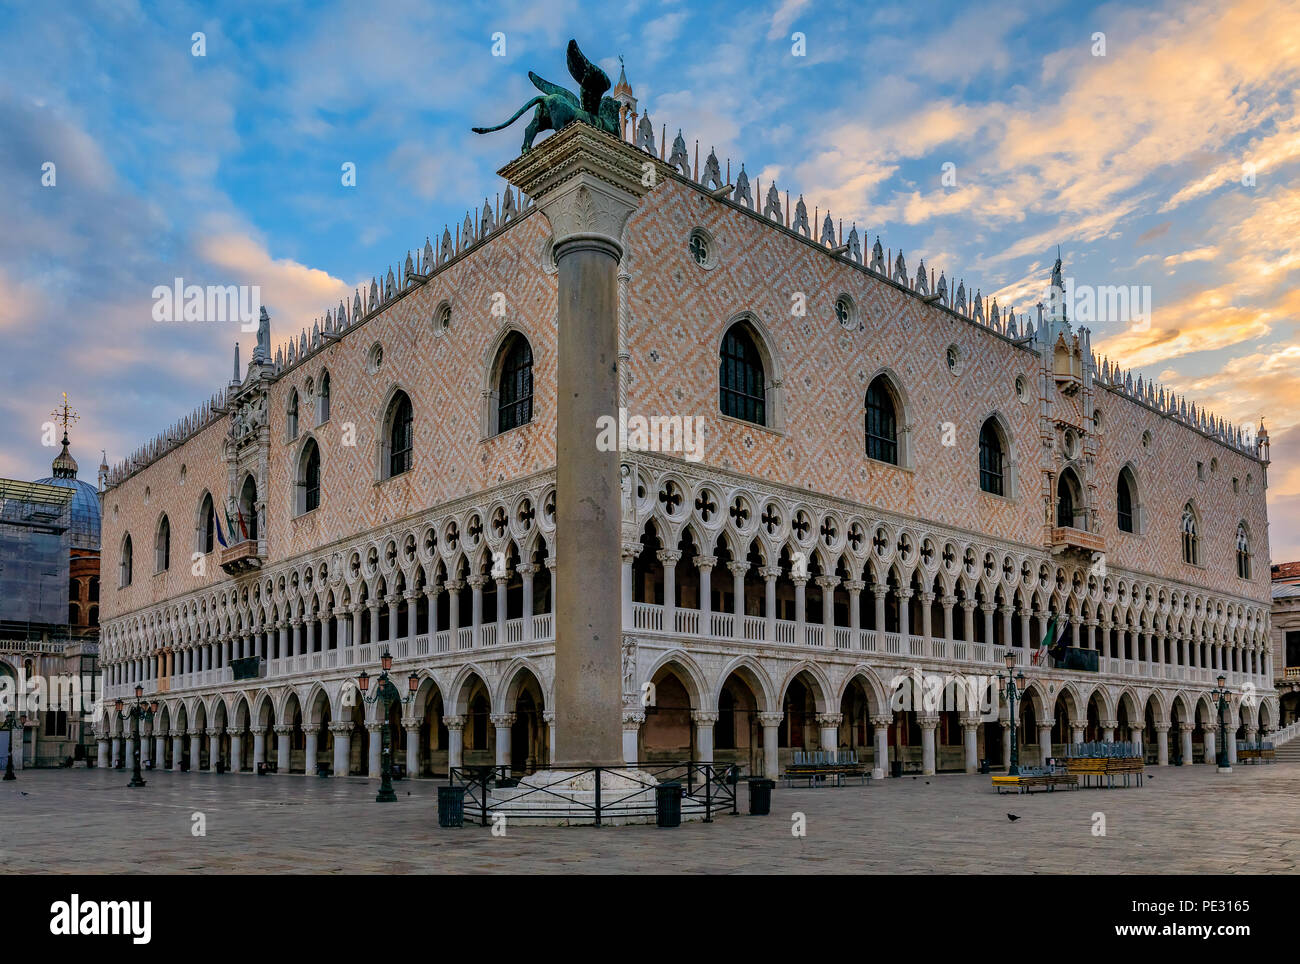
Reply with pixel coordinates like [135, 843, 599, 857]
[472, 39, 620, 153]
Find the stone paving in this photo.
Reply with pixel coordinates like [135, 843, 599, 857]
[3, 763, 1297, 874]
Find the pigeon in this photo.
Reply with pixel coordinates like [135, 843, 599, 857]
[1007, 813, 1020, 821]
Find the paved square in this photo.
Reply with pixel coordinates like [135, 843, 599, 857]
[4, 764, 1297, 874]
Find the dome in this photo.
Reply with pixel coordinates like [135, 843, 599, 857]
[34, 434, 101, 549]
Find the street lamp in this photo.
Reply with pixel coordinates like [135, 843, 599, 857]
[998, 650, 1027, 776]
[2, 712, 27, 781]
[114, 684, 158, 788]
[1210, 673, 1232, 773]
[357, 648, 418, 803]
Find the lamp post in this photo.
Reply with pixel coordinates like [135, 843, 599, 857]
[998, 650, 1027, 776]
[357, 648, 418, 803]
[1210, 674, 1232, 774]
[115, 684, 157, 788]
[2, 712, 27, 780]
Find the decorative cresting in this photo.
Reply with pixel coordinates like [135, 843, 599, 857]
[501, 111, 654, 771]
[472, 39, 620, 154]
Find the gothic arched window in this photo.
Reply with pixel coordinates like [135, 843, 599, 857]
[120, 534, 133, 587]
[296, 439, 321, 515]
[497, 335, 534, 432]
[865, 376, 899, 464]
[1236, 522, 1250, 579]
[318, 371, 331, 425]
[1181, 503, 1199, 565]
[287, 390, 299, 440]
[384, 391, 414, 478]
[1117, 468, 1136, 533]
[198, 492, 216, 553]
[155, 515, 171, 572]
[719, 322, 766, 425]
[978, 418, 1005, 495]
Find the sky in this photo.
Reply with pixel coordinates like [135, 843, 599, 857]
[2, 0, 1298, 560]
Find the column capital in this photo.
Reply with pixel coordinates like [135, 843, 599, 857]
[727, 560, 750, 576]
[918, 717, 939, 730]
[1153, 721, 1170, 732]
[620, 542, 643, 561]
[273, 724, 295, 735]
[328, 722, 353, 734]
[1101, 719, 1119, 729]
[499, 122, 653, 257]
[465, 575, 486, 589]
[815, 713, 843, 727]
[759, 566, 782, 581]
[918, 590, 936, 604]
[843, 579, 866, 593]
[872, 583, 890, 599]
[516, 563, 537, 576]
[403, 719, 423, 731]
[656, 549, 682, 565]
[1069, 718, 1088, 730]
[871, 715, 894, 727]
[364, 721, 383, 734]
[443, 715, 465, 730]
[622, 711, 645, 729]
[940, 594, 957, 607]
[815, 575, 839, 590]
[694, 554, 717, 571]
[691, 711, 720, 725]
[758, 712, 785, 727]
[490, 713, 516, 728]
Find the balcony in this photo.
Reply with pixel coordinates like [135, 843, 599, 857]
[1050, 525, 1105, 555]
[220, 539, 264, 575]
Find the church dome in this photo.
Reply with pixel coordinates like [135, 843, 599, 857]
[34, 433, 101, 550]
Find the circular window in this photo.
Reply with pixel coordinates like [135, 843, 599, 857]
[367, 342, 384, 373]
[540, 237, 558, 275]
[688, 228, 717, 269]
[835, 294, 857, 331]
[945, 344, 962, 375]
[1015, 375, 1028, 402]
[1063, 430, 1078, 459]
[432, 303, 451, 336]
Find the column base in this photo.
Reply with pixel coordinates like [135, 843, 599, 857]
[871, 768, 884, 781]
[485, 768, 698, 826]
[1216, 766, 1233, 774]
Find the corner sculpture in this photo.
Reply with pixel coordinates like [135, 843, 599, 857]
[472, 39, 619, 153]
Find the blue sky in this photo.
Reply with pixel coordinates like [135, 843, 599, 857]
[2, 0, 1298, 558]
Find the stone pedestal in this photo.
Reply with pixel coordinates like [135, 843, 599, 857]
[500, 122, 653, 770]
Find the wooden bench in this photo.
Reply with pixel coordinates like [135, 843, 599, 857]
[993, 768, 1079, 794]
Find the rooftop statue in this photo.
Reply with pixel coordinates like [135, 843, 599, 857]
[472, 39, 619, 153]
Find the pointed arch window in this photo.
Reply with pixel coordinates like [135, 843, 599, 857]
[979, 418, 1005, 495]
[296, 439, 321, 515]
[238, 476, 259, 542]
[199, 492, 216, 553]
[120, 534, 133, 587]
[318, 372, 331, 424]
[155, 515, 171, 572]
[1057, 469, 1082, 528]
[383, 391, 414, 479]
[865, 376, 899, 464]
[719, 322, 766, 425]
[1236, 522, 1250, 579]
[287, 390, 299, 440]
[497, 335, 534, 432]
[1181, 503, 1199, 565]
[1117, 468, 1136, 533]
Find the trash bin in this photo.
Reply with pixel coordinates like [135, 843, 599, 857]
[747, 778, 773, 816]
[316, 762, 330, 778]
[978, 759, 990, 775]
[438, 785, 466, 828]
[656, 781, 683, 828]
[257, 762, 267, 776]
[890, 760, 903, 778]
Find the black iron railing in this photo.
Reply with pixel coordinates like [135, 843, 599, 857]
[447, 761, 742, 826]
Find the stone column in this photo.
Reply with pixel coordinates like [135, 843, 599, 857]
[1203, 729, 1216, 764]
[981, 603, 996, 647]
[1101, 720, 1116, 743]
[817, 713, 842, 755]
[252, 727, 266, 768]
[696, 554, 716, 627]
[871, 715, 891, 779]
[793, 575, 809, 643]
[759, 712, 784, 781]
[445, 715, 465, 770]
[919, 591, 935, 645]
[1154, 723, 1169, 765]
[97, 738, 110, 768]
[323, 722, 346, 776]
[873, 584, 888, 637]
[846, 580, 864, 643]
[467, 577, 485, 648]
[658, 550, 680, 633]
[941, 594, 956, 642]
[366, 722, 383, 777]
[208, 728, 222, 771]
[544, 710, 556, 764]
[274, 724, 292, 771]
[1038, 724, 1052, 764]
[817, 576, 838, 645]
[761, 567, 780, 642]
[154, 733, 166, 769]
[494, 576, 508, 642]
[503, 126, 649, 769]
[1001, 720, 1012, 770]
[621, 711, 643, 765]
[304, 729, 318, 773]
[692, 711, 718, 764]
[405, 721, 421, 776]
[620, 547, 637, 631]
[518, 564, 536, 641]
[729, 561, 748, 628]
[1070, 719, 1086, 746]
[492, 714, 514, 768]
[961, 599, 976, 644]
[1226, 727, 1238, 766]
[1181, 723, 1194, 766]
[229, 732, 242, 772]
[189, 733, 201, 770]
[962, 718, 979, 773]
[919, 717, 937, 775]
